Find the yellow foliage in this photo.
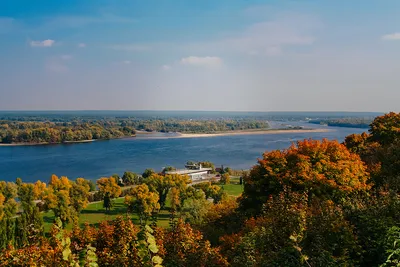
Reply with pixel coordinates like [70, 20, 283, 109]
[97, 177, 121, 198]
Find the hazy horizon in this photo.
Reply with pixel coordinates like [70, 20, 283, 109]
[0, 109, 385, 113]
[1, 0, 400, 112]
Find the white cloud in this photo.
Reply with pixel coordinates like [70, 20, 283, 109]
[78, 43, 86, 48]
[224, 15, 317, 56]
[180, 13, 319, 57]
[123, 60, 131, 64]
[382, 33, 400, 40]
[180, 56, 222, 67]
[30, 39, 55, 47]
[111, 44, 151, 51]
[162, 65, 171, 71]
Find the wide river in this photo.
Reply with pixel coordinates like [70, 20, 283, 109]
[0, 122, 366, 183]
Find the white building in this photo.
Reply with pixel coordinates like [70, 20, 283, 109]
[165, 164, 213, 181]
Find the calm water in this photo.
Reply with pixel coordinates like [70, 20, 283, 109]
[0, 123, 366, 183]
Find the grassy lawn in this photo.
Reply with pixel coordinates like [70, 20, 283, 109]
[217, 177, 244, 196]
[42, 181, 244, 232]
[220, 183, 244, 196]
[42, 197, 171, 232]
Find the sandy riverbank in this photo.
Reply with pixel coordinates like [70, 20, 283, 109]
[174, 128, 332, 138]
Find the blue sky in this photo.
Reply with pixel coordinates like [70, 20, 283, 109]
[1, 0, 400, 112]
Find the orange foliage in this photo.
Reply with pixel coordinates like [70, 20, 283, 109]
[33, 180, 46, 199]
[96, 177, 121, 198]
[162, 219, 228, 267]
[241, 139, 370, 215]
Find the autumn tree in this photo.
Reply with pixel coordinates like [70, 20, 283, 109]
[160, 219, 228, 267]
[200, 198, 241, 245]
[15, 181, 44, 247]
[124, 184, 160, 225]
[43, 175, 73, 227]
[220, 173, 230, 185]
[344, 112, 400, 191]
[69, 178, 90, 216]
[111, 174, 122, 186]
[145, 173, 190, 209]
[0, 181, 18, 249]
[369, 112, 400, 146]
[33, 180, 47, 199]
[142, 168, 156, 179]
[122, 171, 141, 185]
[70, 217, 162, 266]
[240, 139, 370, 216]
[199, 161, 216, 173]
[96, 177, 121, 211]
[223, 167, 232, 175]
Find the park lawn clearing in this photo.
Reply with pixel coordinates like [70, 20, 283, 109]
[42, 197, 170, 232]
[220, 183, 244, 196]
[42, 183, 244, 232]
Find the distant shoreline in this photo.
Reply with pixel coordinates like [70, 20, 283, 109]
[0, 139, 96, 147]
[171, 128, 332, 139]
[0, 128, 332, 146]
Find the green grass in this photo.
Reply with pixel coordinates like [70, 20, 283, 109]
[218, 178, 244, 196]
[42, 182, 244, 232]
[42, 197, 171, 232]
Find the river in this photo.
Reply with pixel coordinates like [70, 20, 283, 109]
[0, 123, 366, 183]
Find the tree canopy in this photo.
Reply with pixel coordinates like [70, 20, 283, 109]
[240, 139, 370, 215]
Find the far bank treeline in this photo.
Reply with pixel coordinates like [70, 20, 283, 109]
[309, 117, 374, 128]
[0, 119, 269, 144]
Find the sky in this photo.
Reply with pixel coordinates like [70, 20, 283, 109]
[0, 0, 400, 112]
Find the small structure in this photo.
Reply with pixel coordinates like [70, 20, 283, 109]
[165, 163, 213, 181]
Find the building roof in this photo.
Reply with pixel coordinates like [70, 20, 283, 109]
[165, 168, 212, 175]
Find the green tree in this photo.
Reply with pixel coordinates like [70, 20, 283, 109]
[142, 168, 156, 179]
[15, 182, 44, 247]
[145, 174, 190, 209]
[0, 181, 18, 249]
[181, 190, 210, 225]
[70, 178, 90, 215]
[369, 112, 400, 146]
[122, 171, 140, 185]
[200, 161, 216, 173]
[162, 166, 176, 174]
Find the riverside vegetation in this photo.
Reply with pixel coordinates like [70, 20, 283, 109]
[0, 118, 269, 144]
[1, 112, 400, 266]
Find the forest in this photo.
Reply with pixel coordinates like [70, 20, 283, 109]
[308, 117, 374, 128]
[1, 112, 400, 266]
[0, 118, 269, 144]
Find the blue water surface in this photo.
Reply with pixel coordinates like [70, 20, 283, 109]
[0, 124, 365, 183]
